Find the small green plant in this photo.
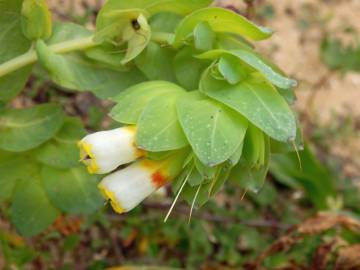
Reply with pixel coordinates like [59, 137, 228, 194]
[0, 0, 299, 236]
[321, 37, 360, 72]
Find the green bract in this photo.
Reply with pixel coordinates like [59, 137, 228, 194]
[0, 0, 301, 235]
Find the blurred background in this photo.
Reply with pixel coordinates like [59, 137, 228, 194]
[1, 0, 360, 269]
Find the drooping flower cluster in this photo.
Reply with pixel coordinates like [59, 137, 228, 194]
[78, 127, 184, 213]
[78, 0, 301, 215]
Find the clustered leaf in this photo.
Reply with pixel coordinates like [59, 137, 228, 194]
[107, 2, 300, 205]
[0, 0, 301, 235]
[0, 105, 103, 236]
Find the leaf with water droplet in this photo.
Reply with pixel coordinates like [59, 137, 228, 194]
[177, 91, 248, 166]
[200, 70, 297, 142]
[137, 89, 188, 151]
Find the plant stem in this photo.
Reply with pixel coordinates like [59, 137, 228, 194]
[0, 32, 173, 78]
[0, 36, 97, 78]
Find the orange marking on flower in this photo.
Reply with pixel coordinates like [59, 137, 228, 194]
[151, 170, 168, 188]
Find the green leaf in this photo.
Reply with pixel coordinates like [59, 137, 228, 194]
[197, 49, 297, 89]
[35, 40, 146, 98]
[146, 0, 212, 15]
[228, 142, 244, 166]
[110, 81, 182, 124]
[0, 0, 32, 102]
[216, 33, 254, 50]
[135, 41, 177, 81]
[11, 176, 59, 236]
[173, 7, 272, 47]
[85, 44, 127, 70]
[218, 55, 248, 84]
[209, 165, 232, 196]
[146, 150, 174, 160]
[187, 166, 204, 187]
[0, 104, 64, 152]
[270, 125, 303, 154]
[0, 0, 23, 11]
[97, 0, 211, 18]
[47, 23, 145, 97]
[193, 21, 215, 51]
[277, 86, 296, 105]
[35, 117, 86, 169]
[137, 90, 188, 151]
[270, 144, 337, 209]
[41, 166, 103, 214]
[230, 136, 270, 193]
[321, 37, 360, 72]
[21, 0, 52, 40]
[149, 12, 182, 33]
[0, 66, 32, 102]
[47, 22, 93, 44]
[177, 91, 248, 166]
[194, 157, 218, 180]
[181, 181, 212, 208]
[0, 151, 38, 200]
[242, 124, 265, 167]
[230, 50, 297, 89]
[200, 72, 297, 142]
[173, 47, 209, 90]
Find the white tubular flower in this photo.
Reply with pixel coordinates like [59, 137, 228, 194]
[98, 160, 169, 214]
[78, 126, 144, 174]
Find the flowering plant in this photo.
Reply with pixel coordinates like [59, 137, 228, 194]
[0, 0, 300, 235]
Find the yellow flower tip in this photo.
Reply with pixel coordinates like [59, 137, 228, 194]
[78, 140, 100, 173]
[98, 184, 125, 214]
[110, 200, 125, 214]
[78, 141, 95, 159]
[86, 161, 99, 174]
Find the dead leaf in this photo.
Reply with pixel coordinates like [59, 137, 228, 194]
[334, 244, 360, 270]
[122, 228, 138, 248]
[298, 212, 360, 235]
[254, 213, 360, 268]
[53, 215, 83, 236]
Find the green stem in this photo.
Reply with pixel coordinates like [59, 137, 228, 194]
[0, 36, 97, 78]
[0, 32, 173, 78]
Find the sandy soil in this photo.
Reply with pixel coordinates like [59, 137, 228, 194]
[255, 0, 360, 177]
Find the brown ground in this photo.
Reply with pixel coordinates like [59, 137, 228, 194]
[255, 0, 360, 178]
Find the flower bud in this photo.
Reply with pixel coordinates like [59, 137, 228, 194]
[98, 152, 187, 213]
[21, 0, 52, 40]
[78, 126, 144, 174]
